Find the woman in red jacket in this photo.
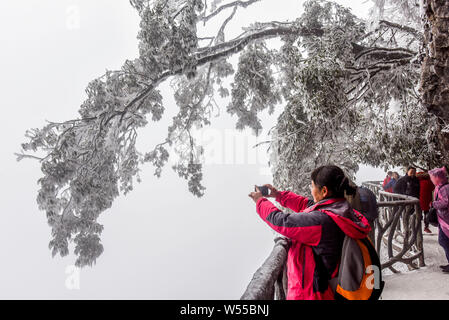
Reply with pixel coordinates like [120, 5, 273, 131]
[248, 165, 371, 300]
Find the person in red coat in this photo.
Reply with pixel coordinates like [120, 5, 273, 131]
[382, 171, 393, 192]
[417, 171, 435, 233]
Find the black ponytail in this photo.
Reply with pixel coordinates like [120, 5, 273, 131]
[311, 165, 356, 198]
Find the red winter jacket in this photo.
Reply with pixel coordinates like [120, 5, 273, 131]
[256, 191, 371, 300]
[416, 172, 435, 212]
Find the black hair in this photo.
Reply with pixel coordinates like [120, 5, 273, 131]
[407, 166, 416, 172]
[311, 165, 357, 198]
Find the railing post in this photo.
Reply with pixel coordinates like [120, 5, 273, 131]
[274, 264, 287, 300]
[416, 204, 425, 267]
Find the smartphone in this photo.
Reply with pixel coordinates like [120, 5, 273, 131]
[255, 185, 269, 196]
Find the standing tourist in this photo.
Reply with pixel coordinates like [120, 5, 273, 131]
[248, 165, 371, 299]
[429, 167, 449, 273]
[383, 171, 393, 192]
[416, 170, 435, 234]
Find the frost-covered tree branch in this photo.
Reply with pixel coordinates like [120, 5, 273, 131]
[17, 0, 446, 267]
[201, 0, 261, 23]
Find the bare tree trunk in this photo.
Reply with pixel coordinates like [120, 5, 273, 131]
[420, 0, 449, 162]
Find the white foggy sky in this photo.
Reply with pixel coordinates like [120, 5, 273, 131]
[0, 0, 385, 299]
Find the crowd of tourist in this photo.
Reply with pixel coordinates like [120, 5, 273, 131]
[382, 166, 449, 273]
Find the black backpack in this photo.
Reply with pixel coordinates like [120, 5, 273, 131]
[321, 209, 385, 300]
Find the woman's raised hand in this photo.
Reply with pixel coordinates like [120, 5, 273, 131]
[263, 184, 279, 198]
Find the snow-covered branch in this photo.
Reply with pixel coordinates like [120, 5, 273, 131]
[19, 0, 444, 268]
[201, 0, 261, 23]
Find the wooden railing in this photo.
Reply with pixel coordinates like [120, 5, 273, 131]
[362, 181, 425, 273]
[241, 181, 425, 299]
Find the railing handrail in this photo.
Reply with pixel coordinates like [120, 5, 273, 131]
[362, 180, 421, 202]
[240, 237, 289, 300]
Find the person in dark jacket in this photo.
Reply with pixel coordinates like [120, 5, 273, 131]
[357, 186, 378, 241]
[393, 167, 420, 198]
[248, 165, 371, 300]
[344, 182, 379, 242]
